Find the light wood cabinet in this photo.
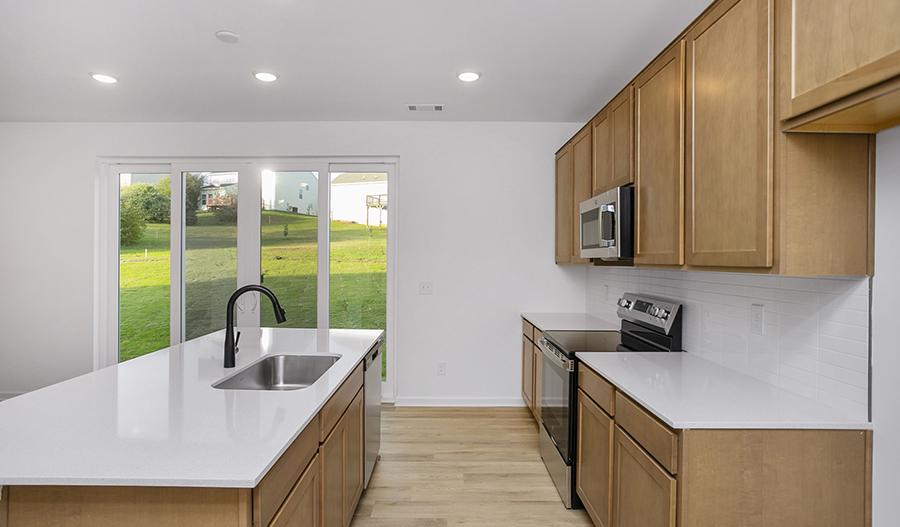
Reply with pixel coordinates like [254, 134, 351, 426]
[634, 42, 685, 266]
[522, 335, 534, 409]
[685, 0, 773, 268]
[612, 426, 677, 527]
[521, 319, 542, 422]
[571, 126, 593, 264]
[592, 86, 634, 196]
[320, 387, 364, 527]
[576, 389, 614, 527]
[270, 454, 319, 527]
[555, 146, 573, 264]
[577, 364, 873, 527]
[783, 0, 900, 121]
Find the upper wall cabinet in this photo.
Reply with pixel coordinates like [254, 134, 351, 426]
[555, 145, 573, 265]
[685, 0, 772, 268]
[785, 0, 900, 118]
[781, 0, 900, 133]
[592, 86, 634, 196]
[634, 42, 685, 267]
[571, 126, 593, 265]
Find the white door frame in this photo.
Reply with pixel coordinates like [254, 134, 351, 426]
[95, 157, 398, 402]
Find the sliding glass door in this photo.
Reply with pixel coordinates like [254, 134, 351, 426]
[107, 159, 394, 395]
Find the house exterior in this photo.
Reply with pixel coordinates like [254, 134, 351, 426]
[330, 172, 387, 226]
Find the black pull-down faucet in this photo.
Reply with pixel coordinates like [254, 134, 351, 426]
[224, 285, 287, 368]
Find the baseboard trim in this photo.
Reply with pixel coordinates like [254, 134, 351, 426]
[393, 396, 528, 407]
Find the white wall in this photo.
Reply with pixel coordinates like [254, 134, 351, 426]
[872, 125, 900, 525]
[586, 268, 869, 419]
[0, 121, 588, 404]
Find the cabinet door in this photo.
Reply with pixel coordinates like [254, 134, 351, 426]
[522, 335, 534, 410]
[270, 455, 319, 527]
[685, 0, 772, 268]
[612, 426, 676, 527]
[532, 342, 542, 421]
[555, 146, 572, 264]
[785, 0, 900, 118]
[576, 390, 613, 527]
[571, 126, 593, 264]
[593, 108, 613, 196]
[610, 87, 634, 190]
[634, 42, 685, 266]
[320, 387, 364, 527]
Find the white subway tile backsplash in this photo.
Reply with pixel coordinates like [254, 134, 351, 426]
[586, 267, 871, 420]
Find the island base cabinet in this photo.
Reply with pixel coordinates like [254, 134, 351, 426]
[270, 454, 319, 527]
[320, 386, 364, 527]
[5, 486, 253, 527]
[612, 426, 676, 527]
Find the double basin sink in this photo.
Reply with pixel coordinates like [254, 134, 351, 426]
[213, 354, 340, 391]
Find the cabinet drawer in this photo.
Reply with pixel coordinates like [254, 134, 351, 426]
[319, 363, 364, 443]
[533, 328, 543, 343]
[254, 419, 319, 527]
[615, 392, 678, 474]
[578, 364, 615, 416]
[523, 319, 535, 342]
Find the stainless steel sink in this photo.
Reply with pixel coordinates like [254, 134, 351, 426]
[213, 354, 340, 390]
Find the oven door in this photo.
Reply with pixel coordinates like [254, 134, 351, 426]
[537, 338, 574, 464]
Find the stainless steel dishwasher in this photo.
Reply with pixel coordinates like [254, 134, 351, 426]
[363, 338, 383, 489]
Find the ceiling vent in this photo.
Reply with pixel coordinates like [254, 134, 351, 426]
[407, 104, 444, 112]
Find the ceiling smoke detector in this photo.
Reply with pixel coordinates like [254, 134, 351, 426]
[407, 104, 444, 112]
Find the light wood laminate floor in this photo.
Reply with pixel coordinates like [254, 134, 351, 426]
[351, 406, 594, 527]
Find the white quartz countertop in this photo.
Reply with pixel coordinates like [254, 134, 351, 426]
[0, 327, 383, 487]
[522, 312, 618, 332]
[577, 352, 871, 430]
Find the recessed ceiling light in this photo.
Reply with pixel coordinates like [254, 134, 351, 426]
[254, 72, 278, 82]
[215, 30, 241, 44]
[457, 72, 480, 82]
[90, 73, 118, 84]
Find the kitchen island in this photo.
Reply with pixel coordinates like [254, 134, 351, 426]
[0, 327, 383, 527]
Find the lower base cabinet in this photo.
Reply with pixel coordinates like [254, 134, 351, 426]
[612, 426, 676, 527]
[320, 386, 365, 527]
[270, 455, 319, 527]
[576, 366, 873, 527]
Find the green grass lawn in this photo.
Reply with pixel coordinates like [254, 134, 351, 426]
[120, 210, 387, 368]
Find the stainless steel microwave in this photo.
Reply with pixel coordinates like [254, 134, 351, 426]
[579, 186, 633, 260]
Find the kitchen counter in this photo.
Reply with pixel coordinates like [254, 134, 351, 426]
[0, 327, 383, 487]
[521, 312, 618, 332]
[577, 351, 871, 430]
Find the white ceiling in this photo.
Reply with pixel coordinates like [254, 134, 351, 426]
[0, 0, 712, 123]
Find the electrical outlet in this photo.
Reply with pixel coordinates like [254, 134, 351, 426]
[750, 304, 764, 336]
[603, 285, 609, 301]
[419, 281, 433, 295]
[437, 361, 446, 375]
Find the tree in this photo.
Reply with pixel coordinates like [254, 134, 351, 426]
[121, 183, 170, 222]
[120, 199, 146, 246]
[157, 173, 205, 225]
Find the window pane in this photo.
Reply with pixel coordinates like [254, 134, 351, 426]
[119, 172, 171, 361]
[261, 171, 319, 328]
[184, 171, 238, 341]
[329, 172, 388, 378]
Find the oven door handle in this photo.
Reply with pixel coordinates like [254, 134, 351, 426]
[538, 338, 575, 372]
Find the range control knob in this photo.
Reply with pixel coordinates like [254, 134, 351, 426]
[649, 306, 659, 316]
[659, 309, 669, 320]
[617, 298, 632, 309]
